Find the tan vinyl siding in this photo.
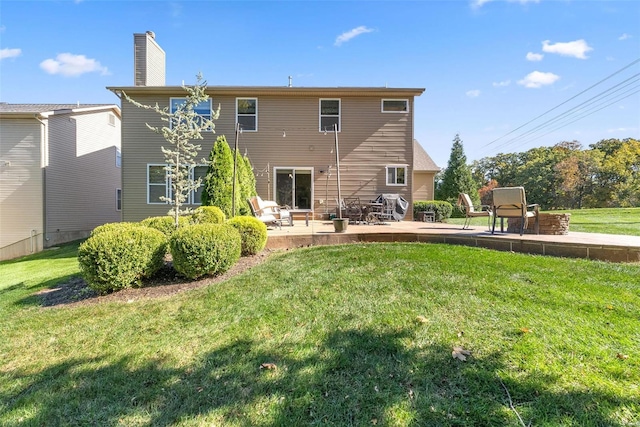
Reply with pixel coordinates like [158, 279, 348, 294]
[134, 33, 165, 86]
[0, 118, 44, 259]
[45, 111, 121, 244]
[121, 91, 417, 221]
[413, 171, 436, 201]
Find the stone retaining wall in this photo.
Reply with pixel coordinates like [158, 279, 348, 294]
[508, 213, 571, 235]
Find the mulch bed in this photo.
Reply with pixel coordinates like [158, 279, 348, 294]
[36, 250, 274, 308]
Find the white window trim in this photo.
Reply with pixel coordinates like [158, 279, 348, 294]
[273, 166, 315, 210]
[147, 163, 169, 204]
[319, 98, 341, 132]
[116, 188, 122, 211]
[381, 99, 409, 113]
[385, 164, 408, 186]
[147, 163, 208, 205]
[169, 97, 213, 130]
[236, 97, 258, 132]
[115, 148, 121, 168]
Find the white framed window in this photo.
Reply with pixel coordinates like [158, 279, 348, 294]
[148, 164, 169, 204]
[116, 188, 122, 211]
[116, 148, 121, 168]
[382, 99, 409, 113]
[319, 99, 340, 132]
[236, 98, 257, 132]
[147, 164, 208, 205]
[170, 97, 213, 129]
[386, 165, 407, 186]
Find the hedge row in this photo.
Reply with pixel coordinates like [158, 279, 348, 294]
[79, 213, 267, 294]
[413, 200, 453, 222]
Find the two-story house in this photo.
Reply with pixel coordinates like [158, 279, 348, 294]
[108, 32, 436, 223]
[0, 103, 122, 260]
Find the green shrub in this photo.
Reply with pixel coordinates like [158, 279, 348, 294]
[90, 222, 143, 237]
[78, 227, 167, 294]
[141, 215, 189, 236]
[169, 223, 241, 279]
[413, 200, 453, 222]
[227, 216, 268, 256]
[191, 206, 226, 224]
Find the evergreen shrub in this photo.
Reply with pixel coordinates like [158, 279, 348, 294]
[413, 200, 453, 222]
[169, 223, 241, 279]
[90, 222, 142, 237]
[78, 227, 167, 294]
[141, 215, 189, 236]
[227, 216, 268, 256]
[192, 206, 226, 224]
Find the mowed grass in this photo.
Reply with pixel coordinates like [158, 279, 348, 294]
[1, 241, 639, 426]
[447, 207, 640, 236]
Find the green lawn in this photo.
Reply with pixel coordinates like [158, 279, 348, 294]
[1, 241, 639, 426]
[447, 207, 640, 236]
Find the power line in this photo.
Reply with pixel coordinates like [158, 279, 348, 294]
[482, 57, 640, 150]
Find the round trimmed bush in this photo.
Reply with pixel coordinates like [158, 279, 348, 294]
[90, 222, 143, 237]
[141, 215, 189, 236]
[78, 227, 167, 294]
[227, 216, 268, 256]
[192, 206, 226, 224]
[169, 223, 241, 280]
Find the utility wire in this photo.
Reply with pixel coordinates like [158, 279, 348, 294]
[482, 57, 640, 149]
[491, 74, 640, 152]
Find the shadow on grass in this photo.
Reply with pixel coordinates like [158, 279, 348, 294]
[3, 328, 635, 426]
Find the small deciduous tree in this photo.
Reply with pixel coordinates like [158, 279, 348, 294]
[123, 74, 219, 228]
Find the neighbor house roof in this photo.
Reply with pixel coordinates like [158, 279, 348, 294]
[0, 103, 121, 118]
[413, 140, 440, 172]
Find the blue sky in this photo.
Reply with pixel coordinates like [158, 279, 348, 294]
[1, 0, 638, 167]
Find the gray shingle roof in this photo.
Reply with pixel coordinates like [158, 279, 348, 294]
[0, 103, 114, 113]
[413, 140, 440, 172]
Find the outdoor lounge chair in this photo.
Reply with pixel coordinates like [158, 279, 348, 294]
[248, 196, 292, 229]
[457, 193, 492, 230]
[491, 187, 539, 235]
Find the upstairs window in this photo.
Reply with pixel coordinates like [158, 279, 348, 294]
[170, 98, 213, 129]
[320, 99, 340, 132]
[382, 99, 409, 113]
[237, 98, 257, 131]
[386, 165, 407, 186]
[116, 148, 121, 168]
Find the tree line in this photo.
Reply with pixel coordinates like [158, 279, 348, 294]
[436, 135, 640, 210]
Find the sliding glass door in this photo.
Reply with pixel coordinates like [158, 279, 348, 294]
[275, 168, 313, 210]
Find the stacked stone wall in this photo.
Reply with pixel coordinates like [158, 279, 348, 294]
[508, 213, 571, 235]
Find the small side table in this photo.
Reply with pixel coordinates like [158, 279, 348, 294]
[418, 211, 435, 222]
[289, 209, 313, 226]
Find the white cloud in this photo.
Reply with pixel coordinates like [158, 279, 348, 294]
[0, 48, 22, 60]
[466, 89, 481, 98]
[334, 26, 374, 46]
[618, 33, 631, 41]
[526, 52, 543, 61]
[492, 80, 511, 87]
[542, 39, 593, 59]
[608, 127, 636, 133]
[517, 71, 560, 88]
[40, 53, 109, 77]
[471, 0, 538, 8]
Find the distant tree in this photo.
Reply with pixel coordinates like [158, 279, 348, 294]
[436, 134, 479, 205]
[123, 74, 219, 228]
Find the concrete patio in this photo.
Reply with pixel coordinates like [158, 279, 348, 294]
[265, 219, 640, 263]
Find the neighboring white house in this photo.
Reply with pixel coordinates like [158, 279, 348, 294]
[0, 103, 122, 260]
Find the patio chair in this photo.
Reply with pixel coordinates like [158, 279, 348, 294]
[344, 197, 363, 224]
[457, 193, 492, 230]
[247, 196, 292, 229]
[491, 187, 539, 235]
